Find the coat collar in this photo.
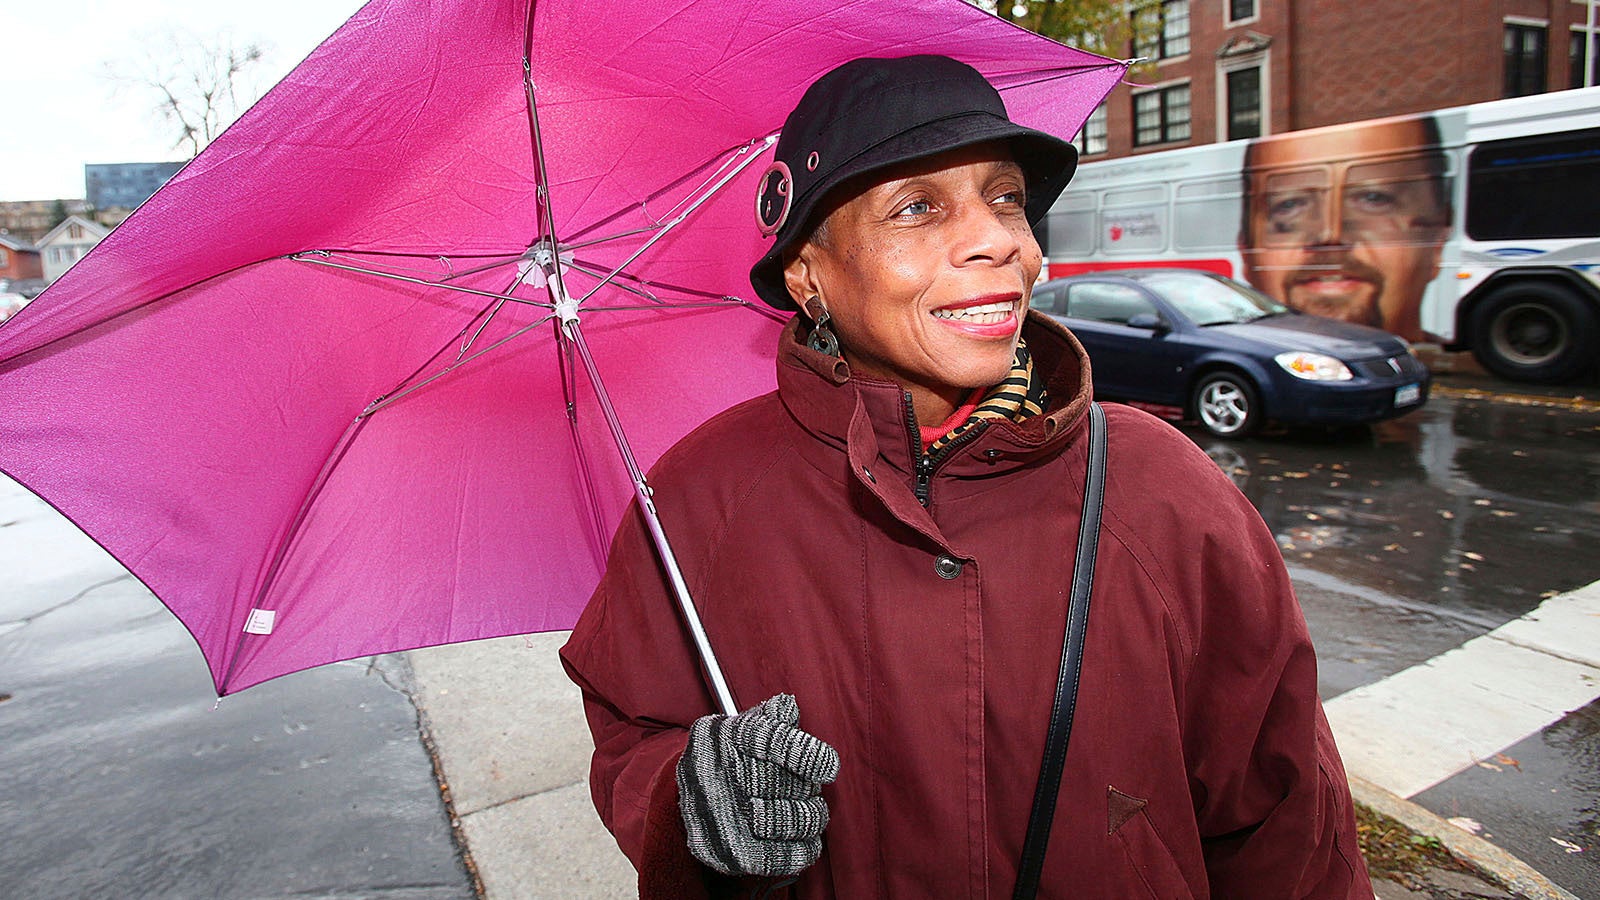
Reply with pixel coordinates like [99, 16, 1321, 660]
[774, 311, 1095, 543]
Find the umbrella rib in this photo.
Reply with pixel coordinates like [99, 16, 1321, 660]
[223, 412, 375, 695]
[587, 299, 776, 315]
[992, 60, 1133, 92]
[291, 252, 554, 309]
[0, 256, 275, 374]
[556, 133, 779, 256]
[566, 257, 745, 304]
[564, 260, 666, 304]
[575, 135, 777, 306]
[363, 312, 558, 418]
[560, 224, 665, 253]
[440, 256, 523, 283]
[558, 133, 779, 247]
[523, 31, 561, 249]
[276, 247, 525, 287]
[555, 322, 611, 567]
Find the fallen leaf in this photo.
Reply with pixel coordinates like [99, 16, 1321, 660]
[1473, 499, 1491, 506]
[1551, 837, 1583, 854]
[1476, 760, 1502, 771]
[1448, 817, 1483, 835]
[1384, 544, 1402, 551]
[1493, 753, 1521, 770]
[1491, 509, 1517, 517]
[1439, 510, 1455, 519]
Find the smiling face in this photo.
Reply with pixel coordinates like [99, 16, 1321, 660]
[1240, 118, 1449, 340]
[781, 143, 1041, 425]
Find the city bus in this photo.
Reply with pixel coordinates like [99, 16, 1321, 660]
[1043, 86, 1600, 383]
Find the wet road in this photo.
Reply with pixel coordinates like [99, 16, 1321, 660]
[0, 478, 475, 900]
[1178, 386, 1600, 896]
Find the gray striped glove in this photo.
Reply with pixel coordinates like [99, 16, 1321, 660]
[676, 693, 841, 877]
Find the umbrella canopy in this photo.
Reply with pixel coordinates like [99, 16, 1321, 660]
[0, 0, 1125, 695]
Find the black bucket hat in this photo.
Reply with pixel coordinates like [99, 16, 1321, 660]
[748, 54, 1079, 310]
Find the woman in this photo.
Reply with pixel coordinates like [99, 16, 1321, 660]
[561, 55, 1372, 899]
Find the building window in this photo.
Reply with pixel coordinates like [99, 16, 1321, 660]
[1134, 1, 1190, 60]
[1504, 23, 1548, 97]
[1133, 83, 1191, 146]
[1226, 66, 1263, 140]
[1075, 105, 1109, 156]
[1573, 28, 1598, 89]
[0, 248, 9, 267]
[1227, 0, 1256, 24]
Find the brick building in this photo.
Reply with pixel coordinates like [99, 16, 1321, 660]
[1080, 0, 1599, 161]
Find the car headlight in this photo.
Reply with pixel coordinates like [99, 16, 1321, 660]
[1275, 351, 1352, 381]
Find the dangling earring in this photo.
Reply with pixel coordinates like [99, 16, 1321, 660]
[804, 297, 840, 357]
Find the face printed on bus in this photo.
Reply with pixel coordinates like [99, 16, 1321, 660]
[1240, 118, 1450, 341]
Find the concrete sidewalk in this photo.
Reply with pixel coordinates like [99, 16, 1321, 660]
[403, 632, 1580, 900]
[406, 633, 635, 899]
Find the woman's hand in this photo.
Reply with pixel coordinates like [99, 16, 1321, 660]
[676, 693, 841, 877]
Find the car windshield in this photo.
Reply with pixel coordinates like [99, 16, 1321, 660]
[1135, 272, 1289, 325]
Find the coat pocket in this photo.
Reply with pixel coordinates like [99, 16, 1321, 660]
[1108, 787, 1196, 900]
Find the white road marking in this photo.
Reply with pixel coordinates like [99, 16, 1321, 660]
[1325, 580, 1600, 799]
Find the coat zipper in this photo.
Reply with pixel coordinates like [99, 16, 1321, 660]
[905, 391, 989, 509]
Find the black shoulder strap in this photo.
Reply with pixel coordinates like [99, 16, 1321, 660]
[1012, 401, 1107, 900]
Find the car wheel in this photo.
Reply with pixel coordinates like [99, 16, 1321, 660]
[1471, 283, 1597, 384]
[1193, 372, 1260, 438]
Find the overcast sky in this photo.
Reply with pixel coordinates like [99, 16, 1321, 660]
[2, 1, 366, 201]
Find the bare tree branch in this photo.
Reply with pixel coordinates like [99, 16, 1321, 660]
[103, 29, 269, 158]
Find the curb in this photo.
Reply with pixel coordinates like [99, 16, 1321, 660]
[1429, 383, 1600, 413]
[400, 652, 489, 899]
[1349, 775, 1580, 900]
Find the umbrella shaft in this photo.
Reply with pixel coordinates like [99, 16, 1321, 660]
[564, 320, 739, 716]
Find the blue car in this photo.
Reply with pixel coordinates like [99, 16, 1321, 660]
[1032, 269, 1430, 437]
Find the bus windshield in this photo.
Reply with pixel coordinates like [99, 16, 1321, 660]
[1135, 272, 1290, 326]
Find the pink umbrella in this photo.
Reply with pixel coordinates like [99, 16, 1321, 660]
[0, 0, 1125, 701]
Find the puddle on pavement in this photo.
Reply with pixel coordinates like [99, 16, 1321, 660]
[1185, 394, 1600, 626]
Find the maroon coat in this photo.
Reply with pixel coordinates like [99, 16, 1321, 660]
[560, 312, 1372, 899]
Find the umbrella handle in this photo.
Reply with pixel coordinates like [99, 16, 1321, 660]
[563, 320, 739, 717]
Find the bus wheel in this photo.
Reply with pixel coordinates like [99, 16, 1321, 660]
[1193, 372, 1260, 438]
[1471, 283, 1598, 383]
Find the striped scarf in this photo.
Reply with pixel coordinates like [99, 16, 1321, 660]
[925, 338, 1049, 456]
